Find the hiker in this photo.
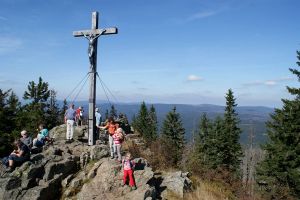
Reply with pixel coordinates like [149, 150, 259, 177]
[32, 124, 49, 147]
[65, 103, 76, 143]
[122, 152, 137, 190]
[4, 139, 30, 172]
[20, 130, 32, 149]
[112, 127, 125, 162]
[76, 106, 84, 126]
[99, 117, 118, 159]
[95, 107, 102, 139]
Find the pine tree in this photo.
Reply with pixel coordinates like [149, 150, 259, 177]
[147, 104, 158, 141]
[256, 51, 300, 198]
[46, 90, 60, 129]
[133, 101, 149, 137]
[209, 116, 225, 168]
[221, 89, 242, 172]
[195, 113, 211, 162]
[160, 106, 185, 166]
[23, 77, 50, 104]
[60, 99, 68, 123]
[105, 109, 109, 121]
[109, 105, 117, 119]
[0, 89, 20, 156]
[20, 77, 51, 132]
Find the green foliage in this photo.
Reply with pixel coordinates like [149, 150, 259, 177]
[0, 77, 63, 156]
[45, 90, 60, 129]
[109, 105, 117, 119]
[193, 90, 242, 173]
[132, 102, 158, 144]
[160, 106, 185, 166]
[0, 89, 21, 157]
[23, 77, 50, 103]
[60, 99, 68, 123]
[105, 109, 109, 121]
[221, 89, 243, 172]
[256, 51, 300, 199]
[147, 105, 158, 140]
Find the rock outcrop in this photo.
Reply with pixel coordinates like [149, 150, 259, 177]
[0, 125, 192, 200]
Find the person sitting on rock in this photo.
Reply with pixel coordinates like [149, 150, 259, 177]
[112, 127, 125, 162]
[5, 139, 30, 172]
[20, 130, 32, 149]
[122, 152, 137, 190]
[99, 117, 118, 159]
[33, 124, 49, 147]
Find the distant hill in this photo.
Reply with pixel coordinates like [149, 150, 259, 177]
[62, 101, 274, 145]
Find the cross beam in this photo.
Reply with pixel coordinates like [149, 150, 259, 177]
[73, 11, 118, 146]
[73, 27, 118, 37]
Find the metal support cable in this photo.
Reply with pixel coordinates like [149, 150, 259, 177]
[96, 73, 119, 105]
[64, 72, 90, 101]
[71, 73, 90, 103]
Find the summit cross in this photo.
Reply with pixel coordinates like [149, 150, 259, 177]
[73, 11, 118, 145]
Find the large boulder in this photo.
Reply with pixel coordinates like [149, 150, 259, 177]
[49, 124, 87, 141]
[160, 171, 192, 199]
[75, 157, 156, 200]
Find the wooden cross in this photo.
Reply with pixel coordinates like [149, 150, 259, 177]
[73, 11, 118, 145]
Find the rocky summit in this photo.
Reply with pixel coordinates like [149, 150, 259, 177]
[0, 125, 192, 200]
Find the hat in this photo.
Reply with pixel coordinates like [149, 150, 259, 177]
[21, 130, 27, 136]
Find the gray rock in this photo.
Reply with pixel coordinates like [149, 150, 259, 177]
[89, 144, 109, 160]
[160, 171, 192, 199]
[49, 124, 87, 141]
[43, 158, 77, 181]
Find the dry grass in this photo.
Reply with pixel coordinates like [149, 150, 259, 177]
[185, 179, 234, 200]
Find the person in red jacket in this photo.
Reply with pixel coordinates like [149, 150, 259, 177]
[122, 152, 137, 190]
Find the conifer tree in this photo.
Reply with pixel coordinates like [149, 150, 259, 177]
[195, 113, 211, 162]
[133, 101, 148, 137]
[109, 105, 117, 119]
[20, 77, 51, 132]
[256, 51, 300, 198]
[0, 89, 20, 156]
[147, 104, 158, 141]
[46, 90, 60, 129]
[60, 99, 68, 123]
[160, 106, 185, 166]
[221, 89, 242, 172]
[209, 116, 225, 168]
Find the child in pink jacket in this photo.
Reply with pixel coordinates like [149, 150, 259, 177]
[122, 152, 136, 190]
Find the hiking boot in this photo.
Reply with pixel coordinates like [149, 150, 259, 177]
[110, 156, 114, 159]
[130, 186, 137, 191]
[5, 167, 13, 173]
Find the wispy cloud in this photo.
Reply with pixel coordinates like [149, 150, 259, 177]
[187, 11, 218, 21]
[0, 16, 8, 21]
[0, 37, 23, 55]
[243, 77, 294, 87]
[0, 78, 20, 85]
[187, 75, 203, 81]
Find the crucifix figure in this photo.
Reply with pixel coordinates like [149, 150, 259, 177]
[73, 12, 118, 145]
[82, 30, 105, 67]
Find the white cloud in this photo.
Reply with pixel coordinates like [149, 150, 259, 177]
[0, 37, 23, 55]
[243, 77, 294, 87]
[264, 81, 276, 86]
[187, 75, 203, 81]
[187, 11, 218, 21]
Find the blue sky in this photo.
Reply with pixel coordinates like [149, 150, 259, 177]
[0, 0, 300, 107]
